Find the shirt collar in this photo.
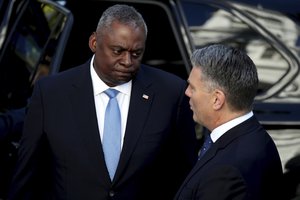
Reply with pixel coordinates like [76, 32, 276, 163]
[90, 54, 132, 96]
[210, 111, 253, 142]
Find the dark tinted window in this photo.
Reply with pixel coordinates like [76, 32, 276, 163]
[0, 0, 70, 111]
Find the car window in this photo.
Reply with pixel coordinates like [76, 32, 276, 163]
[0, 0, 72, 111]
[181, 1, 297, 97]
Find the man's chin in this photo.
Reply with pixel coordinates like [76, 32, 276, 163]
[118, 73, 137, 82]
[114, 77, 132, 85]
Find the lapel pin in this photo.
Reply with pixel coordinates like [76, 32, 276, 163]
[142, 94, 149, 100]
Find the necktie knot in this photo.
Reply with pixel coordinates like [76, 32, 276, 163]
[104, 88, 119, 99]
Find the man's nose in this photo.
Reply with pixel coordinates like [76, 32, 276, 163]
[122, 52, 132, 66]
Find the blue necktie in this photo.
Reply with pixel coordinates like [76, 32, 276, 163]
[198, 134, 212, 160]
[103, 89, 121, 180]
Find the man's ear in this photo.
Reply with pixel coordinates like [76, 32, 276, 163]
[89, 32, 97, 53]
[212, 89, 225, 110]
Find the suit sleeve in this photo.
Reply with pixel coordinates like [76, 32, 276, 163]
[8, 81, 51, 200]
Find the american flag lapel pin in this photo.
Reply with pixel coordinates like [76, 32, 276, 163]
[142, 94, 149, 100]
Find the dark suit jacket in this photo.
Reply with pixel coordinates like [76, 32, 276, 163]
[8, 61, 198, 200]
[174, 116, 283, 200]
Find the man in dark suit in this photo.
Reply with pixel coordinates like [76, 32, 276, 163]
[174, 44, 283, 200]
[8, 4, 198, 200]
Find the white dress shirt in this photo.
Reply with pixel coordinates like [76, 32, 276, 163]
[90, 55, 131, 148]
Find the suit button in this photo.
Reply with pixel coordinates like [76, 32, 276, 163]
[109, 190, 115, 197]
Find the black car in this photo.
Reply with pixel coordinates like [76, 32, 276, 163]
[66, 0, 300, 172]
[1, 0, 300, 199]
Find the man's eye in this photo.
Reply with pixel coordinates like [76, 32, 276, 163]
[113, 50, 122, 55]
[132, 52, 142, 58]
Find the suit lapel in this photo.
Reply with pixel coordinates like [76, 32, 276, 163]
[177, 141, 218, 191]
[114, 66, 154, 182]
[69, 63, 111, 185]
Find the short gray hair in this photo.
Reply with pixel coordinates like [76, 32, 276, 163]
[190, 44, 258, 111]
[96, 4, 148, 35]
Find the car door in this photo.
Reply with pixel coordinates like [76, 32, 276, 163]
[0, 0, 73, 198]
